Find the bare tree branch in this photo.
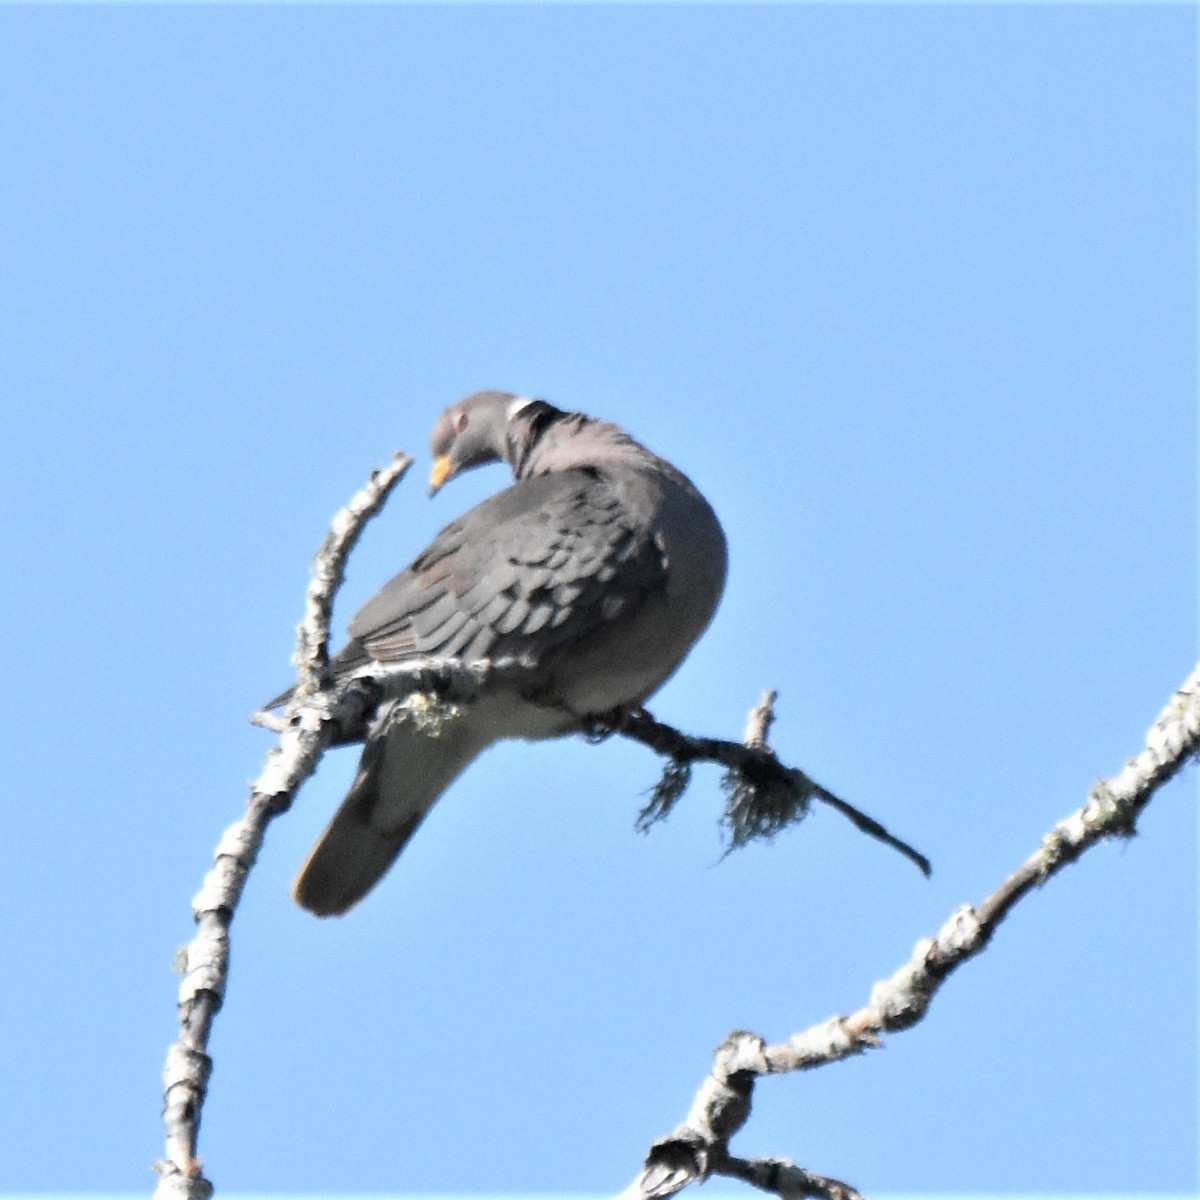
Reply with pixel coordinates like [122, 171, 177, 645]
[152, 451, 412, 1200]
[712, 1151, 865, 1200]
[619, 661, 1200, 1199]
[619, 702, 932, 877]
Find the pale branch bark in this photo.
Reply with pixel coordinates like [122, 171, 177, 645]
[743, 688, 778, 747]
[152, 451, 412, 1200]
[292, 453, 415, 697]
[618, 661, 1200, 1200]
[712, 1150, 865, 1200]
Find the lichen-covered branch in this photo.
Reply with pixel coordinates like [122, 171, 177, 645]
[620, 699, 932, 877]
[151, 451, 412, 1200]
[619, 661, 1200, 1200]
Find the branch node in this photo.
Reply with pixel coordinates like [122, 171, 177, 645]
[630, 1128, 711, 1199]
[867, 936, 936, 1031]
[720, 765, 810, 854]
[932, 903, 983, 961]
[1085, 778, 1136, 837]
[714, 1029, 770, 1078]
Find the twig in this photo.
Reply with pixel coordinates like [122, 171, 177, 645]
[151, 452, 412, 1200]
[712, 1151, 865, 1200]
[743, 688, 778, 747]
[294, 453, 415, 698]
[623, 703, 932, 877]
[618, 661, 1200, 1199]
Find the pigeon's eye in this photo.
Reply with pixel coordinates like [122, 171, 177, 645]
[454, 411, 469, 435]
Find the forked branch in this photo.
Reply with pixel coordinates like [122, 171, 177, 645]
[618, 661, 1200, 1199]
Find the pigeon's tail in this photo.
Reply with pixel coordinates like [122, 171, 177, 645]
[292, 703, 494, 917]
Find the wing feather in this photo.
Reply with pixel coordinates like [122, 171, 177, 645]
[341, 467, 666, 675]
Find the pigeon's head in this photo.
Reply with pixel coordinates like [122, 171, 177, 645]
[428, 390, 539, 495]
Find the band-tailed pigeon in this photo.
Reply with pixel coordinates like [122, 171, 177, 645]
[283, 391, 727, 916]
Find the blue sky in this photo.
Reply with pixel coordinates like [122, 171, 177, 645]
[1, 4, 1195, 1195]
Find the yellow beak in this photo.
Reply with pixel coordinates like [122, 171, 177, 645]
[428, 454, 453, 495]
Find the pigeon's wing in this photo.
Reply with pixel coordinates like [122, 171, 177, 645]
[344, 467, 668, 670]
